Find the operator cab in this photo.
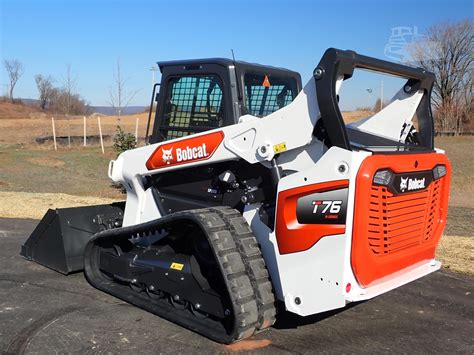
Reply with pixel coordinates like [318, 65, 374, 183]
[148, 58, 302, 143]
[144, 58, 302, 217]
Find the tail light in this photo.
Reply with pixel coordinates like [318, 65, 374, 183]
[432, 165, 447, 180]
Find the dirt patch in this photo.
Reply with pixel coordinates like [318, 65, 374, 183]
[437, 235, 474, 275]
[445, 206, 474, 237]
[0, 191, 121, 220]
[26, 156, 65, 168]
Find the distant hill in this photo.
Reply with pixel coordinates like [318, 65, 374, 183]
[0, 99, 148, 119]
[92, 106, 147, 115]
[14, 99, 147, 116]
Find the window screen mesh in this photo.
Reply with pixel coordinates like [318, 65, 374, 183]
[159, 75, 224, 141]
[244, 73, 297, 117]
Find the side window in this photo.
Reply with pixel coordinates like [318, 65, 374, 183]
[244, 73, 297, 117]
[160, 75, 224, 141]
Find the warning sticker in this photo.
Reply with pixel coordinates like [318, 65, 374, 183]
[273, 142, 287, 154]
[170, 262, 184, 271]
[262, 75, 271, 87]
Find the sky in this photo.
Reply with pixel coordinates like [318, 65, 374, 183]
[0, 0, 473, 110]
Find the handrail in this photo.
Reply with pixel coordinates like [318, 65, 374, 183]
[145, 83, 160, 145]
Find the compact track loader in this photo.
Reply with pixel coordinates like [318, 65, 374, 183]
[22, 48, 451, 343]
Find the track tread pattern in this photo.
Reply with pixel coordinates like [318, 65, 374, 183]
[84, 207, 275, 343]
[209, 207, 277, 331]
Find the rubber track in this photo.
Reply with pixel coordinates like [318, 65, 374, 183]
[208, 207, 277, 331]
[83, 207, 275, 343]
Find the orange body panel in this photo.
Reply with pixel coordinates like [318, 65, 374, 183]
[352, 153, 451, 287]
[275, 180, 349, 254]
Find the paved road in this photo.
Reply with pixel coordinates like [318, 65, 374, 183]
[0, 218, 473, 354]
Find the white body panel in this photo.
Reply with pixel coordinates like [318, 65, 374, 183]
[348, 88, 423, 142]
[108, 75, 441, 316]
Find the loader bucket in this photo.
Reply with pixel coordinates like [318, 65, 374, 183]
[20, 202, 125, 274]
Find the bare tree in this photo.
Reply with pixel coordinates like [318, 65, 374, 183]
[50, 89, 91, 115]
[410, 20, 473, 133]
[4, 59, 24, 102]
[34, 74, 55, 109]
[61, 64, 77, 115]
[108, 58, 139, 121]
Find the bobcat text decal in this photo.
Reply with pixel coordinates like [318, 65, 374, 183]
[391, 171, 433, 194]
[146, 131, 224, 170]
[399, 176, 426, 192]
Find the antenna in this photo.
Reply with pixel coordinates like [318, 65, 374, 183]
[230, 49, 242, 100]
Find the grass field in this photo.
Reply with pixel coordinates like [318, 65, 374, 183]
[0, 144, 121, 198]
[1, 137, 471, 204]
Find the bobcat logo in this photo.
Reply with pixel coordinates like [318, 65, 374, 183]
[400, 177, 408, 192]
[162, 147, 174, 164]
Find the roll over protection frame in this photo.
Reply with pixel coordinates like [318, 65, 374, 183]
[313, 48, 436, 150]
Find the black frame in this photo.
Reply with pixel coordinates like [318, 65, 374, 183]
[150, 63, 235, 144]
[313, 48, 436, 150]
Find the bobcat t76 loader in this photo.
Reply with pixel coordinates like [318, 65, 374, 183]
[21, 48, 451, 343]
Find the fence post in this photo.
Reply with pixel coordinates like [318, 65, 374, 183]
[51, 116, 57, 151]
[135, 117, 139, 144]
[83, 116, 87, 146]
[67, 116, 71, 148]
[98, 116, 105, 154]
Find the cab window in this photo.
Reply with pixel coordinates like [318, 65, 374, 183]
[244, 73, 298, 117]
[159, 75, 224, 141]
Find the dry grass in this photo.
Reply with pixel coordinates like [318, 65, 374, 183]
[0, 191, 120, 220]
[0, 113, 154, 146]
[435, 136, 474, 208]
[0, 101, 154, 146]
[0, 100, 43, 119]
[437, 235, 474, 275]
[341, 110, 373, 124]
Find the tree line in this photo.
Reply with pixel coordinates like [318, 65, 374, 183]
[410, 20, 473, 133]
[3, 61, 91, 115]
[3, 58, 139, 117]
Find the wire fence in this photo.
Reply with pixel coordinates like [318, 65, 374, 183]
[38, 114, 155, 151]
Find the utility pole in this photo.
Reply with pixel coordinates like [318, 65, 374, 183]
[380, 80, 384, 111]
[150, 65, 158, 86]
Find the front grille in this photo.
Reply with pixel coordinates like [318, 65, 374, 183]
[367, 179, 443, 256]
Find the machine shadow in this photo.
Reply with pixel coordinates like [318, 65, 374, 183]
[273, 301, 365, 329]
